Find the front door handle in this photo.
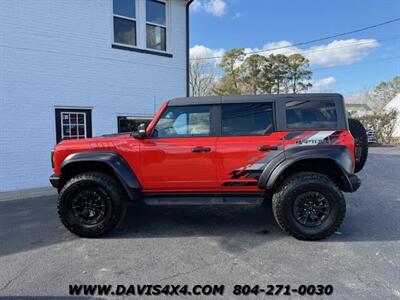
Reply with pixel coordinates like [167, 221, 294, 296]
[192, 146, 211, 153]
[258, 145, 278, 151]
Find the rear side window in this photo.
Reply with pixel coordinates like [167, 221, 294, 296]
[222, 103, 274, 136]
[286, 100, 337, 129]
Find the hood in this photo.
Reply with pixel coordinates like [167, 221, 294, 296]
[56, 133, 132, 150]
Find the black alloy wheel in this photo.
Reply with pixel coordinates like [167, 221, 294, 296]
[293, 191, 331, 227]
[71, 188, 108, 226]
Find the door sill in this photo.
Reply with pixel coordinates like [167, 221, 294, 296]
[143, 192, 265, 206]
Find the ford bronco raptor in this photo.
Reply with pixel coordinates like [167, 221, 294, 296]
[50, 94, 367, 240]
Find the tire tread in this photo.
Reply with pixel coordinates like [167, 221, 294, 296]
[272, 172, 346, 240]
[57, 172, 126, 237]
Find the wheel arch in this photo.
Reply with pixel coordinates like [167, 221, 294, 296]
[259, 145, 356, 192]
[59, 151, 141, 200]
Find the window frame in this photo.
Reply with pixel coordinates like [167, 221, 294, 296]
[111, 0, 171, 56]
[151, 105, 219, 139]
[220, 102, 276, 137]
[55, 108, 92, 143]
[112, 0, 137, 47]
[145, 0, 167, 52]
[159, 95, 347, 134]
[61, 111, 87, 140]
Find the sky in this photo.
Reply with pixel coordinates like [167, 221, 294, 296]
[189, 0, 400, 97]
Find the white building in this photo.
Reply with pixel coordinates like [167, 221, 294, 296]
[0, 0, 193, 191]
[385, 94, 400, 137]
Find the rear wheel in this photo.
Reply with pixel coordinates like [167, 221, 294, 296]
[272, 172, 346, 240]
[58, 172, 127, 237]
[349, 118, 368, 173]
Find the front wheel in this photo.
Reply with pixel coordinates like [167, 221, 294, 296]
[58, 172, 127, 237]
[272, 172, 346, 240]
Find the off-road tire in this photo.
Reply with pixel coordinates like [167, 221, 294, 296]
[272, 172, 346, 241]
[58, 172, 127, 237]
[349, 118, 368, 173]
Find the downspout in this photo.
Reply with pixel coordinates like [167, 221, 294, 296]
[186, 0, 194, 97]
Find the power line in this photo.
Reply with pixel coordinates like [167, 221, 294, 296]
[295, 36, 399, 55]
[310, 55, 400, 72]
[204, 55, 400, 73]
[191, 17, 400, 60]
[196, 36, 400, 72]
[197, 54, 400, 74]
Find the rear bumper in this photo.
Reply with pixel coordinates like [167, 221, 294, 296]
[340, 172, 361, 193]
[49, 174, 59, 189]
[347, 174, 361, 192]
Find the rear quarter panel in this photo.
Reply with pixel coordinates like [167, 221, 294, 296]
[282, 130, 355, 170]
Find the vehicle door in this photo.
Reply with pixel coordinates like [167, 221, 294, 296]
[139, 104, 219, 192]
[215, 102, 285, 191]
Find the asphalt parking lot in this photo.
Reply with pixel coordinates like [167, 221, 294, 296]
[0, 147, 399, 299]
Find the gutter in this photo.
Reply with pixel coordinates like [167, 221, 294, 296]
[186, 0, 194, 97]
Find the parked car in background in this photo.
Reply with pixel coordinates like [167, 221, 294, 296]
[367, 128, 377, 144]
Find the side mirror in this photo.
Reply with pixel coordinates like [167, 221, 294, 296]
[133, 123, 147, 138]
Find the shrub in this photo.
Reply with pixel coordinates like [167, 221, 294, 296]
[359, 109, 398, 144]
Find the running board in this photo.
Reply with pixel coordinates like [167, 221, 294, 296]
[144, 194, 264, 206]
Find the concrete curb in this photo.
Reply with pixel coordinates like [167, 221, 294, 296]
[0, 187, 57, 201]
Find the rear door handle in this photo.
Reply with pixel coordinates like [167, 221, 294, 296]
[258, 145, 278, 151]
[192, 146, 211, 153]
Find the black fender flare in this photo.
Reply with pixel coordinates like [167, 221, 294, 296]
[61, 151, 141, 200]
[258, 145, 358, 192]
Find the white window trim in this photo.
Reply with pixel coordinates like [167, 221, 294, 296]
[146, 21, 167, 28]
[111, 0, 171, 54]
[145, 0, 168, 52]
[61, 111, 87, 140]
[113, 14, 136, 22]
[112, 0, 137, 47]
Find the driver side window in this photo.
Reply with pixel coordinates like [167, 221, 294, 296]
[153, 105, 211, 138]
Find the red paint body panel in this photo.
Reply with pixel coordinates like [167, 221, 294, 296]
[53, 134, 133, 175]
[139, 137, 218, 191]
[215, 133, 286, 192]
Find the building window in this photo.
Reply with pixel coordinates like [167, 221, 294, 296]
[146, 0, 166, 51]
[113, 0, 136, 46]
[55, 109, 92, 143]
[117, 116, 152, 133]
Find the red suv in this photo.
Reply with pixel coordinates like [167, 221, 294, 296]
[50, 94, 367, 240]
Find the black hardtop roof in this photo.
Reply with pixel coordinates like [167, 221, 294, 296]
[168, 93, 344, 106]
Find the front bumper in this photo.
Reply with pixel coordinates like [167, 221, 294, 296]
[49, 174, 59, 188]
